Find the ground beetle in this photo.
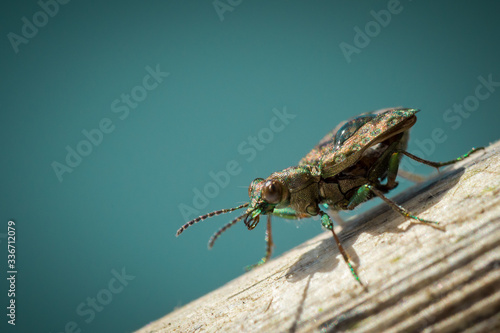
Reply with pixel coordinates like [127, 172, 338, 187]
[176, 108, 483, 285]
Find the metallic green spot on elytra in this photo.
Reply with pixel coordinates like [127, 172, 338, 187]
[335, 154, 346, 163]
[358, 127, 369, 136]
[361, 137, 371, 144]
[387, 117, 398, 126]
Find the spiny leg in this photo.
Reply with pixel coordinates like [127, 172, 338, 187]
[320, 210, 364, 287]
[245, 208, 319, 270]
[400, 147, 484, 171]
[391, 146, 483, 184]
[263, 215, 274, 263]
[366, 184, 445, 231]
[246, 208, 310, 270]
[246, 215, 274, 270]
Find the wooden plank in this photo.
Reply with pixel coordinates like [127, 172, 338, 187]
[137, 140, 500, 333]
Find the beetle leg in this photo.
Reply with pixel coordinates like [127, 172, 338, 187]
[346, 184, 372, 210]
[246, 215, 274, 270]
[383, 152, 401, 190]
[262, 215, 274, 263]
[365, 184, 445, 231]
[246, 208, 310, 270]
[256, 215, 275, 265]
[318, 204, 347, 227]
[271, 207, 310, 220]
[386, 147, 484, 186]
[397, 169, 427, 183]
[373, 140, 409, 191]
[320, 210, 364, 287]
[399, 147, 484, 172]
[367, 141, 401, 189]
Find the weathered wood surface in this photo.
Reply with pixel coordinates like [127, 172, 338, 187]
[138, 140, 500, 333]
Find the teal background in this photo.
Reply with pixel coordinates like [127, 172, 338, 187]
[1, 1, 499, 332]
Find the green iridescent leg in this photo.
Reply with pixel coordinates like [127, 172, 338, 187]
[368, 141, 402, 191]
[400, 147, 484, 171]
[384, 152, 401, 190]
[246, 209, 310, 270]
[320, 210, 364, 287]
[347, 184, 372, 210]
[321, 204, 347, 226]
[366, 184, 445, 231]
[272, 207, 309, 219]
[246, 215, 274, 270]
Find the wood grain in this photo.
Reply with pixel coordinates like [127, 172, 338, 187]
[137, 140, 500, 333]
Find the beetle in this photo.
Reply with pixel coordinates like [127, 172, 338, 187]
[176, 108, 483, 285]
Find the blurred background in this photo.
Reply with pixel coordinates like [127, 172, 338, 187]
[1, 1, 499, 332]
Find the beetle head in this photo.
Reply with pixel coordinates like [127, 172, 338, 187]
[175, 176, 289, 242]
[244, 177, 288, 230]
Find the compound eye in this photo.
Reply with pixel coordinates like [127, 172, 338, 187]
[262, 180, 282, 204]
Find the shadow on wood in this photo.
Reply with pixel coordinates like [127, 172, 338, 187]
[137, 140, 500, 333]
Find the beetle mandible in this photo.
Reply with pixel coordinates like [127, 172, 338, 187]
[176, 108, 483, 285]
